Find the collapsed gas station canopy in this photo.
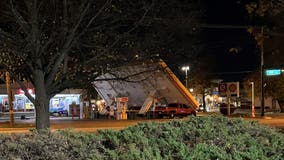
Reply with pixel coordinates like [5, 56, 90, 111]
[93, 59, 199, 114]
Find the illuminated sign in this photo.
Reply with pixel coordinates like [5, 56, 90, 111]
[218, 84, 227, 93]
[17, 88, 35, 95]
[115, 97, 128, 102]
[265, 69, 281, 76]
[218, 82, 239, 97]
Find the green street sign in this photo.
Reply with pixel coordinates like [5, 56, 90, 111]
[265, 69, 281, 76]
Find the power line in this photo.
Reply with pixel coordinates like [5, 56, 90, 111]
[197, 24, 247, 29]
[207, 70, 255, 75]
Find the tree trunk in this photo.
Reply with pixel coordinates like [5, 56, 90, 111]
[35, 97, 50, 130]
[34, 70, 50, 130]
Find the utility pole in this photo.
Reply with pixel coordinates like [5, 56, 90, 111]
[260, 26, 265, 117]
[5, 72, 14, 126]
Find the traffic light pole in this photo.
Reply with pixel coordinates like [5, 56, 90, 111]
[260, 26, 265, 117]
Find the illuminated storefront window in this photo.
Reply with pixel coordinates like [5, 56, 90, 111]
[0, 84, 81, 113]
[49, 94, 80, 114]
[0, 94, 34, 112]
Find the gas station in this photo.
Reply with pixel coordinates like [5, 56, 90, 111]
[93, 59, 199, 119]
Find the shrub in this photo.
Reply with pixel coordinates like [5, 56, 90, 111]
[0, 116, 283, 160]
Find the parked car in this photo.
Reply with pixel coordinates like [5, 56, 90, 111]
[50, 107, 68, 116]
[155, 103, 196, 118]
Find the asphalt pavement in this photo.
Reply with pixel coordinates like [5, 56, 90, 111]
[0, 112, 283, 134]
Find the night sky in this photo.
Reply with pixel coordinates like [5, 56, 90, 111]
[202, 0, 259, 81]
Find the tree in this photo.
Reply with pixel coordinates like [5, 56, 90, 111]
[188, 75, 215, 112]
[0, 0, 203, 130]
[187, 55, 219, 112]
[244, 0, 284, 112]
[246, 0, 284, 68]
[0, 0, 155, 130]
[246, 0, 284, 17]
[125, 0, 204, 67]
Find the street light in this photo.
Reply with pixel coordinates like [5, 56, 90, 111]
[181, 66, 190, 88]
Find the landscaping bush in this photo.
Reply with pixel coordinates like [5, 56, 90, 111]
[0, 116, 283, 160]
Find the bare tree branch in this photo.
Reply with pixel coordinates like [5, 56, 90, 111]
[86, 0, 155, 65]
[9, 0, 30, 35]
[45, 0, 92, 87]
[77, 0, 113, 38]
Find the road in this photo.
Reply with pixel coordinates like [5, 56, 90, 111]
[0, 117, 172, 133]
[0, 113, 284, 134]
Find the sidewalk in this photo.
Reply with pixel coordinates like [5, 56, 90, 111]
[232, 112, 284, 119]
[0, 111, 35, 121]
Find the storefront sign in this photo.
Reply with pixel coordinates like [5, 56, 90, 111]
[17, 88, 34, 95]
[218, 82, 239, 97]
[115, 97, 128, 102]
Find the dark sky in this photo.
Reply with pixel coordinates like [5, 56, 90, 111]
[202, 0, 259, 81]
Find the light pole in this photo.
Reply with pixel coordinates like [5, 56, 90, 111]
[251, 82, 255, 117]
[181, 66, 190, 88]
[260, 26, 265, 117]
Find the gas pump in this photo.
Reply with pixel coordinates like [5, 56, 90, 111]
[115, 97, 128, 120]
[82, 100, 91, 119]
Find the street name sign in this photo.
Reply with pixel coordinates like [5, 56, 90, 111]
[265, 69, 281, 76]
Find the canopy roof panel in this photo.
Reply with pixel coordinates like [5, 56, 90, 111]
[93, 60, 199, 110]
